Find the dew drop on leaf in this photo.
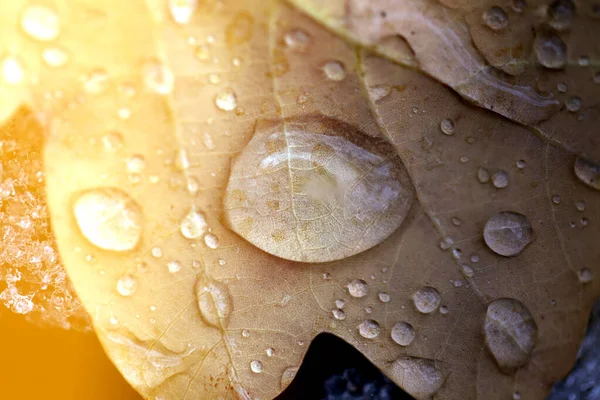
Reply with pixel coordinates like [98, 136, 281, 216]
[413, 286, 441, 314]
[151, 246, 163, 258]
[20, 4, 60, 42]
[391, 321, 415, 346]
[142, 59, 174, 95]
[378, 292, 391, 303]
[168, 0, 197, 25]
[283, 29, 311, 51]
[322, 60, 346, 81]
[214, 88, 237, 111]
[250, 360, 263, 374]
[72, 187, 143, 252]
[223, 118, 414, 262]
[516, 159, 526, 169]
[42, 47, 69, 67]
[386, 357, 446, 398]
[195, 276, 232, 329]
[126, 154, 146, 174]
[575, 201, 586, 212]
[484, 298, 537, 373]
[574, 157, 600, 190]
[266, 348, 275, 357]
[348, 279, 368, 298]
[204, 233, 219, 249]
[280, 366, 298, 390]
[440, 118, 455, 135]
[566, 96, 582, 112]
[332, 309, 345, 320]
[358, 319, 380, 339]
[180, 206, 207, 239]
[477, 167, 490, 183]
[482, 6, 509, 31]
[83, 69, 109, 94]
[534, 30, 567, 69]
[0, 56, 25, 85]
[548, 0, 575, 31]
[116, 274, 138, 297]
[461, 264, 474, 278]
[439, 305, 449, 315]
[484, 211, 533, 257]
[578, 268, 593, 283]
[167, 260, 182, 274]
[492, 170, 509, 188]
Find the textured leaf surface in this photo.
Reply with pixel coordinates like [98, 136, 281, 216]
[1, 0, 598, 399]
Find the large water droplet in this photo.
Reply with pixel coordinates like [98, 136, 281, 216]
[20, 5, 60, 42]
[574, 157, 600, 191]
[223, 118, 415, 262]
[413, 287, 441, 314]
[73, 188, 143, 252]
[358, 319, 380, 339]
[116, 274, 138, 297]
[391, 322, 415, 346]
[214, 88, 237, 111]
[322, 61, 346, 81]
[534, 31, 567, 69]
[168, 0, 197, 25]
[348, 279, 368, 298]
[180, 206, 207, 239]
[195, 277, 232, 328]
[482, 6, 509, 31]
[143, 60, 174, 95]
[386, 357, 446, 398]
[1, 56, 25, 85]
[484, 211, 533, 257]
[484, 298, 537, 373]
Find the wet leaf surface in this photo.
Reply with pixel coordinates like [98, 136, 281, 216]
[0, 0, 599, 399]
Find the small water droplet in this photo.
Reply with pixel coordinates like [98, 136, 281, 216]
[168, 0, 197, 25]
[21, 5, 60, 42]
[347, 279, 368, 298]
[484, 298, 537, 373]
[180, 206, 208, 239]
[250, 360, 263, 374]
[557, 82, 568, 93]
[461, 265, 475, 278]
[335, 299, 345, 308]
[364, 306, 373, 314]
[413, 287, 441, 314]
[552, 194, 561, 205]
[578, 55, 591, 67]
[194, 44, 210, 61]
[143, 60, 174, 95]
[151, 246, 163, 258]
[534, 30, 567, 69]
[459, 155, 470, 163]
[378, 292, 391, 303]
[322, 61, 346, 81]
[218, 258, 226, 266]
[578, 268, 593, 283]
[116, 274, 138, 297]
[581, 217, 589, 226]
[548, 0, 575, 31]
[358, 319, 380, 339]
[451, 217, 462, 226]
[208, 73, 221, 85]
[513, 391, 521, 400]
[574, 157, 600, 191]
[391, 321, 415, 346]
[477, 167, 490, 183]
[1, 56, 25, 85]
[516, 159, 526, 169]
[566, 96, 582, 112]
[470, 253, 480, 263]
[204, 233, 219, 249]
[284, 29, 311, 51]
[167, 260, 182, 274]
[575, 201, 586, 211]
[118, 107, 131, 120]
[196, 276, 233, 328]
[126, 154, 146, 174]
[484, 211, 533, 257]
[266, 348, 275, 357]
[42, 47, 69, 67]
[594, 72, 600, 84]
[332, 309, 346, 320]
[242, 329, 250, 338]
[214, 88, 237, 111]
[439, 305, 449, 314]
[83, 69, 109, 94]
[492, 170, 509, 188]
[73, 188, 143, 252]
[482, 6, 509, 31]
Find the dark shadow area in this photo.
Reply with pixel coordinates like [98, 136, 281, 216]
[549, 298, 600, 400]
[276, 333, 413, 400]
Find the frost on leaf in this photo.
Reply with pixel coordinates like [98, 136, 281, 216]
[0, 0, 594, 399]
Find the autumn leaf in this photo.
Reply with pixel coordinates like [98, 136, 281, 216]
[1, 0, 599, 399]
